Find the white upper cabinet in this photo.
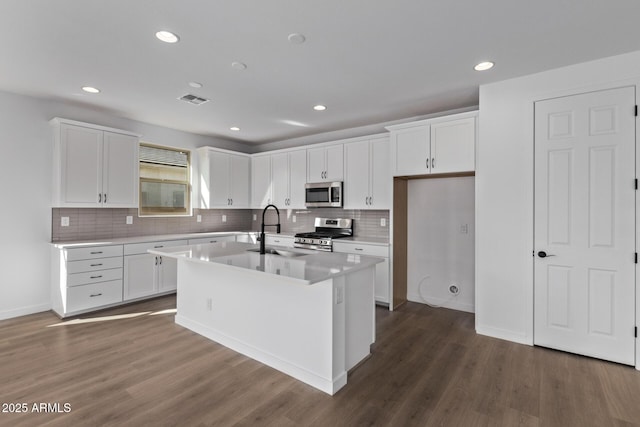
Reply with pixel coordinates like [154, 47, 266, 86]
[51, 119, 139, 208]
[430, 116, 476, 173]
[387, 111, 477, 176]
[344, 136, 390, 209]
[271, 149, 307, 209]
[307, 144, 343, 182]
[251, 155, 272, 208]
[198, 147, 250, 208]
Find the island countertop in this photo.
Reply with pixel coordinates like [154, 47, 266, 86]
[149, 241, 383, 285]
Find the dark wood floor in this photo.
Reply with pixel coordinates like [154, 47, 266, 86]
[1, 296, 640, 427]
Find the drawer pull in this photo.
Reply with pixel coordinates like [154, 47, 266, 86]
[90, 275, 103, 279]
[89, 293, 103, 298]
[355, 248, 364, 251]
[154, 245, 164, 248]
[90, 263, 103, 267]
[90, 251, 103, 254]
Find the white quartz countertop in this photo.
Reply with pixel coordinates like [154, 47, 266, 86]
[149, 241, 383, 285]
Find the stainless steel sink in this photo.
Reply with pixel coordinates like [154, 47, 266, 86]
[246, 248, 306, 258]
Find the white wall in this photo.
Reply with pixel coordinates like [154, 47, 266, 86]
[407, 177, 475, 312]
[0, 90, 249, 320]
[476, 50, 640, 350]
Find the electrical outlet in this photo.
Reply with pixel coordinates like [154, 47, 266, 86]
[126, 215, 133, 225]
[253, 214, 257, 221]
[222, 215, 227, 222]
[61, 217, 69, 227]
[380, 218, 386, 227]
[196, 215, 202, 223]
[293, 215, 297, 223]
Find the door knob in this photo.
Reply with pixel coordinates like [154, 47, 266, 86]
[537, 251, 556, 258]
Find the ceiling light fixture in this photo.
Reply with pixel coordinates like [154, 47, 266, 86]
[230, 126, 240, 131]
[155, 30, 180, 43]
[288, 33, 306, 44]
[474, 61, 494, 71]
[313, 104, 327, 111]
[188, 81, 203, 88]
[231, 61, 247, 70]
[81, 86, 100, 93]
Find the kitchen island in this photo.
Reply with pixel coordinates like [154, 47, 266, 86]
[149, 241, 382, 395]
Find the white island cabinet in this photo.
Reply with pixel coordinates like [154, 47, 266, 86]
[149, 241, 382, 395]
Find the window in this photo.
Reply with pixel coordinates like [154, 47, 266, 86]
[139, 143, 191, 216]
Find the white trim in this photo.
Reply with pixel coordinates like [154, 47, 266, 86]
[49, 117, 141, 137]
[407, 293, 475, 313]
[0, 303, 51, 321]
[476, 325, 532, 346]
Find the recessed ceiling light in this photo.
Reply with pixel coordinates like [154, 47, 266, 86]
[230, 126, 240, 131]
[474, 61, 494, 71]
[155, 30, 180, 43]
[231, 61, 247, 70]
[288, 33, 306, 44]
[81, 86, 100, 93]
[188, 81, 203, 88]
[313, 104, 327, 111]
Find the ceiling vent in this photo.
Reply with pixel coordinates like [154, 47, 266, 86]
[178, 93, 209, 105]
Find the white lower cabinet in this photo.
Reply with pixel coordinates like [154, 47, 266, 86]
[51, 244, 124, 317]
[333, 241, 390, 305]
[123, 240, 188, 300]
[187, 235, 236, 245]
[265, 234, 294, 248]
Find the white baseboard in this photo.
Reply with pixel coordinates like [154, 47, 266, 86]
[475, 324, 532, 346]
[175, 315, 347, 395]
[407, 292, 475, 313]
[0, 303, 51, 321]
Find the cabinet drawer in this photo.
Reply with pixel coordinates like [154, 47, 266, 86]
[333, 242, 389, 257]
[67, 256, 122, 274]
[124, 239, 189, 255]
[66, 280, 123, 313]
[265, 235, 294, 247]
[66, 245, 123, 261]
[188, 235, 236, 245]
[68, 268, 123, 287]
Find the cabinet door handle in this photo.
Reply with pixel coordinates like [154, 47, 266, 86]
[89, 293, 103, 298]
[98, 193, 102, 203]
[104, 193, 107, 203]
[369, 196, 373, 205]
[431, 158, 435, 169]
[159, 256, 163, 265]
[90, 251, 103, 254]
[426, 158, 429, 169]
[155, 256, 158, 265]
[90, 263, 103, 267]
[90, 275, 103, 279]
[231, 198, 233, 205]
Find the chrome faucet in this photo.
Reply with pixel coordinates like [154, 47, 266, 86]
[260, 204, 281, 254]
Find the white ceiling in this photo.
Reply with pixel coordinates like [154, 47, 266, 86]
[2, 0, 640, 145]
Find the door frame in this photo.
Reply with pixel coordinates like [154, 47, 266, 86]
[527, 81, 639, 369]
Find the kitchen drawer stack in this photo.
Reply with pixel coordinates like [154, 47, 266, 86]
[51, 245, 124, 317]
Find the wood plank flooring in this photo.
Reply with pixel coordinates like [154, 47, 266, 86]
[1, 296, 639, 426]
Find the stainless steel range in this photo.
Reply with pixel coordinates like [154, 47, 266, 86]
[294, 218, 353, 252]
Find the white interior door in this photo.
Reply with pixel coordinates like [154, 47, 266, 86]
[534, 86, 636, 365]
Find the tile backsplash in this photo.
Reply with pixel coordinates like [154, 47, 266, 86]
[51, 208, 389, 242]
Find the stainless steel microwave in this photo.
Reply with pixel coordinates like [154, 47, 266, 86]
[305, 182, 343, 207]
